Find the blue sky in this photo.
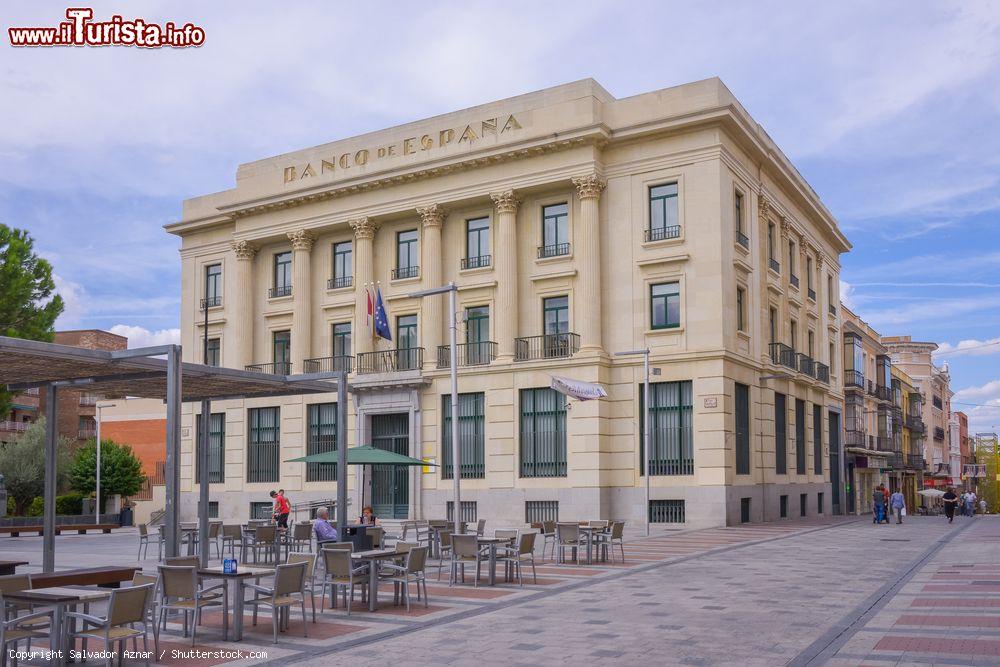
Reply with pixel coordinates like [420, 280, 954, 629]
[1, 1, 998, 431]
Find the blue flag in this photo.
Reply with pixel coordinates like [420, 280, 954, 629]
[374, 286, 392, 342]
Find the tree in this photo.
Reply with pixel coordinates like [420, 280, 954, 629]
[0, 418, 72, 515]
[0, 224, 64, 418]
[70, 439, 146, 509]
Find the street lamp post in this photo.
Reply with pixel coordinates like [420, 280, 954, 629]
[95, 402, 117, 524]
[409, 282, 460, 534]
[615, 349, 653, 536]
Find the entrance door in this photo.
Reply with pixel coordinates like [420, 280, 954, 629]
[370, 413, 409, 519]
[828, 410, 842, 515]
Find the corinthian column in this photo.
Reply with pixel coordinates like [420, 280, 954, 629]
[288, 229, 314, 373]
[417, 204, 445, 368]
[491, 190, 519, 361]
[573, 173, 607, 353]
[231, 240, 258, 370]
[351, 217, 379, 355]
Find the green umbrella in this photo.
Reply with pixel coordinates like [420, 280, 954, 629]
[286, 445, 435, 466]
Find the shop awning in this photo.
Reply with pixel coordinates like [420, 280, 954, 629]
[286, 445, 434, 466]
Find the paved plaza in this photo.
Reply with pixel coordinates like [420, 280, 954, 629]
[2, 515, 998, 665]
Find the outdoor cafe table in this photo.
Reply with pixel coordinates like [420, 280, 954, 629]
[468, 536, 510, 586]
[350, 548, 404, 612]
[0, 560, 29, 575]
[4, 585, 111, 665]
[197, 565, 275, 641]
[577, 526, 606, 565]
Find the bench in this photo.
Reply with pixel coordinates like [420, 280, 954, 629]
[30, 566, 140, 589]
[0, 524, 119, 537]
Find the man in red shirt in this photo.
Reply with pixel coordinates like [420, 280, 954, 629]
[270, 489, 290, 530]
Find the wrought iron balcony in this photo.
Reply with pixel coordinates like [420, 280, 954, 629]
[886, 452, 903, 470]
[356, 348, 424, 374]
[933, 427, 945, 441]
[815, 363, 830, 384]
[905, 454, 925, 469]
[268, 285, 292, 298]
[797, 353, 815, 377]
[844, 429, 866, 448]
[844, 370, 865, 389]
[245, 362, 292, 375]
[645, 226, 681, 243]
[200, 296, 222, 309]
[461, 255, 491, 270]
[437, 341, 497, 368]
[392, 266, 419, 280]
[807, 288, 816, 301]
[829, 304, 837, 317]
[515, 333, 580, 361]
[905, 415, 925, 432]
[736, 231, 749, 249]
[303, 355, 353, 374]
[768, 258, 780, 274]
[537, 243, 571, 259]
[790, 274, 800, 288]
[769, 342, 797, 370]
[327, 276, 353, 290]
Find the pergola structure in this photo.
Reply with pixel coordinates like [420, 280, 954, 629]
[0, 336, 348, 571]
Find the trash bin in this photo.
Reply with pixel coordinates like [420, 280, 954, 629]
[120, 506, 134, 527]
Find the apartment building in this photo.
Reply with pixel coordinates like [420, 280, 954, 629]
[891, 366, 925, 510]
[166, 78, 850, 528]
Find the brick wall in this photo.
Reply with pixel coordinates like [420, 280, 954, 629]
[100, 419, 166, 476]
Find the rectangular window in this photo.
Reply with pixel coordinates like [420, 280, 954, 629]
[769, 307, 777, 345]
[818, 492, 825, 514]
[247, 407, 280, 483]
[648, 183, 680, 241]
[650, 282, 681, 329]
[198, 501, 219, 519]
[332, 322, 351, 358]
[800, 493, 807, 517]
[808, 331, 815, 358]
[735, 383, 750, 475]
[464, 306, 490, 365]
[790, 320, 797, 352]
[204, 263, 222, 307]
[788, 240, 797, 277]
[464, 217, 491, 268]
[540, 203, 569, 257]
[332, 241, 353, 288]
[525, 501, 559, 524]
[442, 393, 486, 479]
[779, 494, 788, 518]
[737, 287, 746, 332]
[249, 502, 272, 520]
[767, 223, 776, 265]
[205, 338, 220, 367]
[806, 256, 814, 291]
[775, 393, 787, 474]
[829, 342, 836, 377]
[273, 252, 291, 295]
[306, 403, 337, 482]
[795, 398, 806, 475]
[740, 497, 751, 524]
[273, 330, 291, 373]
[735, 190, 745, 235]
[649, 499, 685, 523]
[543, 296, 569, 335]
[520, 387, 567, 478]
[446, 501, 478, 523]
[813, 403, 823, 475]
[195, 412, 225, 484]
[395, 229, 419, 279]
[640, 380, 694, 475]
[397, 314, 418, 349]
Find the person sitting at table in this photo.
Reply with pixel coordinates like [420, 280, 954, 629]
[358, 506, 382, 526]
[313, 507, 339, 545]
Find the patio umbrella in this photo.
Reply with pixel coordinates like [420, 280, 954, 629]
[917, 488, 945, 498]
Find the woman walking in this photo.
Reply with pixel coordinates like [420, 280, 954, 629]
[942, 487, 959, 523]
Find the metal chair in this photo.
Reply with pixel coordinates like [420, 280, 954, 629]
[436, 530, 453, 580]
[449, 534, 487, 587]
[0, 590, 51, 663]
[156, 565, 226, 646]
[367, 526, 384, 549]
[290, 522, 313, 552]
[540, 521, 557, 561]
[245, 562, 309, 643]
[130, 572, 160, 655]
[164, 556, 199, 567]
[497, 532, 538, 586]
[67, 584, 155, 667]
[475, 519, 486, 536]
[287, 552, 317, 622]
[555, 523, 581, 565]
[221, 524, 242, 558]
[379, 546, 429, 612]
[137, 524, 162, 561]
[320, 548, 367, 615]
[252, 525, 278, 563]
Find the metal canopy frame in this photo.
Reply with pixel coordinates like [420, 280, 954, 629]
[0, 336, 349, 571]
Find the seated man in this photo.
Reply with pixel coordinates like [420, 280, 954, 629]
[313, 506, 339, 545]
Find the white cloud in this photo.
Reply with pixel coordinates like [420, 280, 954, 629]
[954, 380, 1000, 435]
[107, 325, 180, 349]
[52, 273, 86, 328]
[839, 279, 855, 310]
[857, 295, 1000, 329]
[935, 337, 1000, 358]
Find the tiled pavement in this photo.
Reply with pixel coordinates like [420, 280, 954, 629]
[3, 515, 993, 665]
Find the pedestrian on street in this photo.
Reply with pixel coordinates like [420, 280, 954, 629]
[942, 487, 959, 523]
[980, 499, 988, 515]
[890, 489, 906, 524]
[873, 485, 887, 524]
[270, 489, 290, 530]
[967, 490, 977, 517]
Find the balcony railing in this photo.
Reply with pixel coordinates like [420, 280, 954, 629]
[392, 266, 419, 280]
[769, 342, 797, 370]
[844, 370, 864, 389]
[269, 285, 292, 298]
[356, 348, 424, 374]
[327, 276, 353, 290]
[302, 355, 353, 374]
[0, 421, 29, 434]
[906, 415, 925, 432]
[645, 226, 681, 243]
[828, 304, 837, 317]
[537, 243, 571, 259]
[844, 430, 866, 448]
[905, 454, 925, 469]
[768, 258, 780, 274]
[790, 274, 800, 288]
[815, 363, 830, 384]
[245, 362, 292, 375]
[736, 231, 749, 249]
[79, 395, 99, 407]
[886, 452, 903, 470]
[515, 333, 580, 361]
[933, 427, 945, 441]
[461, 255, 491, 270]
[24, 388, 39, 396]
[807, 288, 816, 301]
[200, 296, 222, 309]
[437, 341, 497, 368]
[78, 427, 97, 440]
[868, 382, 891, 402]
[797, 353, 815, 377]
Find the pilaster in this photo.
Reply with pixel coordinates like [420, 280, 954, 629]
[491, 190, 520, 361]
[572, 173, 607, 353]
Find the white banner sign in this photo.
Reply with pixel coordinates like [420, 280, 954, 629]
[550, 375, 608, 401]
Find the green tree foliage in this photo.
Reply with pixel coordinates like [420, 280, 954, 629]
[70, 439, 146, 506]
[0, 224, 64, 418]
[0, 418, 71, 515]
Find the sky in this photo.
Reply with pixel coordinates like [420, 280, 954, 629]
[1, 1, 998, 433]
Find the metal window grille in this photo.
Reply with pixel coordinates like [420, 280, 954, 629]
[796, 399, 806, 475]
[740, 498, 751, 523]
[779, 495, 788, 518]
[775, 393, 787, 474]
[799, 493, 807, 517]
[519, 388, 567, 478]
[306, 403, 337, 482]
[197, 501, 219, 519]
[648, 499, 685, 523]
[639, 381, 694, 476]
[813, 404, 823, 475]
[442, 393, 485, 479]
[525, 501, 559, 524]
[195, 412, 225, 484]
[249, 502, 272, 520]
[735, 383, 750, 475]
[446, 501, 477, 523]
[247, 407, 280, 483]
[817, 493, 825, 514]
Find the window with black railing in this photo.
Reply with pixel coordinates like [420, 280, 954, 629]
[829, 304, 837, 316]
[520, 388, 567, 478]
[446, 501, 478, 523]
[649, 499, 685, 523]
[525, 500, 559, 524]
[734, 190, 747, 249]
[815, 362, 830, 383]
[639, 381, 694, 476]
[306, 402, 337, 482]
[770, 342, 797, 370]
[797, 353, 815, 377]
[648, 182, 680, 242]
[271, 251, 292, 298]
[303, 355, 353, 374]
[514, 333, 580, 361]
[204, 263, 222, 309]
[245, 362, 292, 375]
[249, 502, 273, 520]
[461, 254, 491, 270]
[395, 229, 419, 280]
[790, 273, 800, 289]
[537, 242, 571, 259]
[195, 412, 225, 484]
[328, 275, 353, 290]
[356, 347, 424, 374]
[331, 241, 352, 289]
[541, 203, 569, 257]
[442, 393, 486, 479]
[437, 341, 497, 368]
[465, 216, 490, 270]
[392, 266, 419, 280]
[247, 407, 280, 483]
[769, 258, 780, 273]
[736, 230, 749, 249]
[205, 338, 220, 367]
